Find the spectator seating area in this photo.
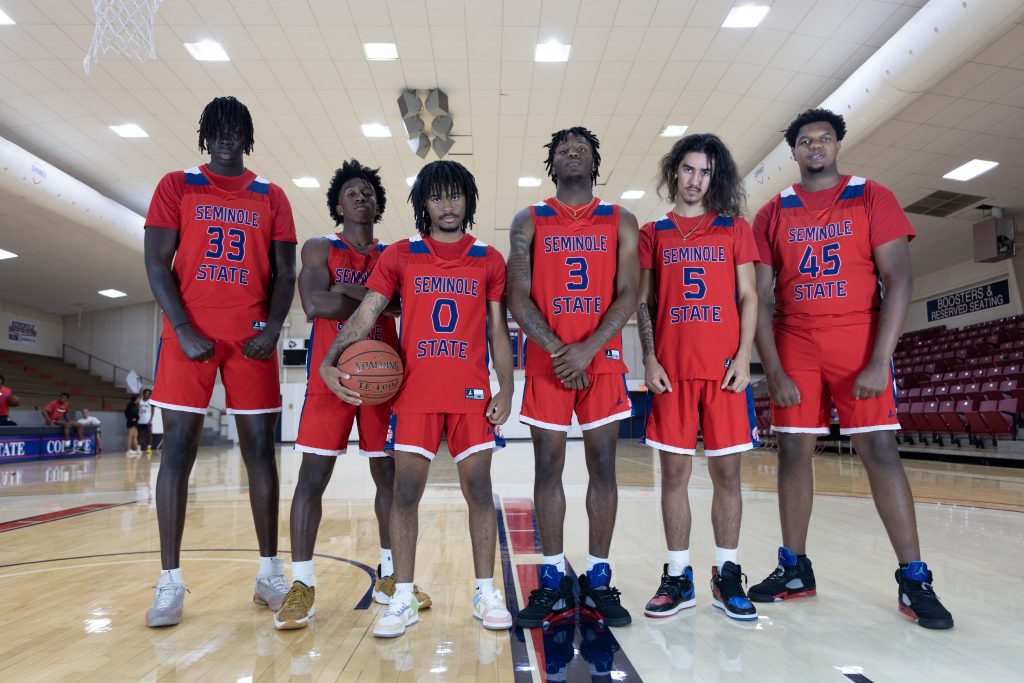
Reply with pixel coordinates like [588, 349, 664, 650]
[0, 349, 126, 412]
[752, 313, 1024, 450]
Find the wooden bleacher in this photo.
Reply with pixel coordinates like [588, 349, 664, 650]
[0, 348, 129, 411]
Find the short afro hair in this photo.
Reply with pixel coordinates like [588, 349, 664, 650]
[408, 160, 479, 236]
[325, 159, 386, 225]
[197, 96, 255, 155]
[784, 108, 847, 148]
[544, 126, 601, 186]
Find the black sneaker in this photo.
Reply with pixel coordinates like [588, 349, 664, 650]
[748, 547, 816, 602]
[517, 573, 575, 628]
[896, 562, 953, 629]
[579, 565, 631, 627]
[644, 564, 696, 618]
[711, 562, 757, 621]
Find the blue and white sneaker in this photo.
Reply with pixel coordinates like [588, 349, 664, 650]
[711, 562, 757, 621]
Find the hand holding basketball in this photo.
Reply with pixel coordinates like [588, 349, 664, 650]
[335, 340, 403, 406]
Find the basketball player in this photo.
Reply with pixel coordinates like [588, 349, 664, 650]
[637, 134, 758, 621]
[507, 127, 639, 628]
[143, 96, 297, 627]
[750, 108, 953, 629]
[42, 392, 74, 446]
[0, 374, 19, 426]
[273, 159, 429, 630]
[320, 160, 514, 638]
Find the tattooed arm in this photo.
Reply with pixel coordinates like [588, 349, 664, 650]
[551, 207, 641, 381]
[318, 290, 391, 405]
[638, 268, 671, 394]
[506, 207, 563, 353]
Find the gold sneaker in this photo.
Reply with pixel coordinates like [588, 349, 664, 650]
[274, 581, 315, 630]
[374, 565, 431, 610]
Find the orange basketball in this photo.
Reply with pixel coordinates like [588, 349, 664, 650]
[337, 340, 403, 406]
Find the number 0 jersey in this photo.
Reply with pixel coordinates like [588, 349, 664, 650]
[527, 198, 627, 376]
[145, 164, 297, 340]
[306, 234, 398, 396]
[752, 175, 914, 330]
[367, 233, 506, 414]
[638, 213, 759, 381]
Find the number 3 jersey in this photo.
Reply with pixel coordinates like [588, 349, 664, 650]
[527, 199, 627, 376]
[145, 164, 297, 340]
[638, 213, 759, 381]
[752, 175, 915, 330]
[367, 233, 506, 414]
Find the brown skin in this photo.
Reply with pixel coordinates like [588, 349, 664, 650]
[506, 132, 640, 558]
[318, 187, 514, 583]
[143, 127, 297, 570]
[752, 120, 920, 562]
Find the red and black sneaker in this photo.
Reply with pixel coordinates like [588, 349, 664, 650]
[748, 547, 817, 602]
[517, 574, 576, 629]
[644, 564, 696, 618]
[896, 562, 954, 629]
[579, 566, 632, 627]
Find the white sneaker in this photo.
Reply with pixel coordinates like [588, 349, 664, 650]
[145, 582, 187, 627]
[254, 558, 289, 611]
[374, 593, 419, 638]
[473, 588, 512, 630]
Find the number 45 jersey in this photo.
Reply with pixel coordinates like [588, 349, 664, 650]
[752, 175, 915, 330]
[527, 199, 627, 376]
[145, 164, 297, 340]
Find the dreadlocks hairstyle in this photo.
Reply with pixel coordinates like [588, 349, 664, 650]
[197, 96, 255, 155]
[657, 133, 746, 217]
[783, 107, 847, 148]
[544, 126, 602, 186]
[325, 159, 387, 226]
[409, 160, 479, 236]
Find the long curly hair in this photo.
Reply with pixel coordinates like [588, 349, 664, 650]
[657, 133, 746, 217]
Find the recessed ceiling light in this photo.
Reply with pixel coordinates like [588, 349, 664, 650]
[0, 8, 15, 25]
[621, 190, 645, 200]
[406, 176, 416, 187]
[292, 177, 320, 188]
[0, 248, 17, 260]
[109, 124, 148, 138]
[535, 41, 571, 62]
[184, 40, 230, 61]
[361, 123, 392, 138]
[518, 177, 543, 187]
[98, 289, 127, 298]
[943, 159, 999, 181]
[722, 5, 770, 28]
[659, 125, 688, 137]
[363, 43, 399, 61]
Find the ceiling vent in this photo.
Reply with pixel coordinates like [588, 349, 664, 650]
[903, 190, 987, 217]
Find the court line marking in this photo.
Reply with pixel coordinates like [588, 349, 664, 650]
[495, 494, 535, 683]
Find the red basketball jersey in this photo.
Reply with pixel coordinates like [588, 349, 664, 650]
[145, 165, 297, 340]
[367, 234, 505, 414]
[526, 199, 627, 376]
[752, 175, 914, 329]
[306, 234, 398, 396]
[639, 213, 759, 380]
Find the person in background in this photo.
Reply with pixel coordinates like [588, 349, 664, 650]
[0, 374, 19, 426]
[138, 389, 154, 455]
[76, 408, 103, 453]
[43, 392, 73, 445]
[125, 394, 141, 456]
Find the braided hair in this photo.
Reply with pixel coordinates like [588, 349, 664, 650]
[544, 126, 601, 186]
[197, 96, 255, 155]
[408, 160, 479, 236]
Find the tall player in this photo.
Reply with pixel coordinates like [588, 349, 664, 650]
[273, 160, 430, 630]
[143, 96, 297, 627]
[320, 160, 514, 639]
[507, 127, 639, 628]
[750, 108, 953, 629]
[637, 134, 758, 621]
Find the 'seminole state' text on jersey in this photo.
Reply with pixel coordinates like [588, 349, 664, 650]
[380, 235, 494, 414]
[306, 235, 398, 396]
[641, 213, 758, 381]
[527, 199, 627, 376]
[757, 176, 914, 329]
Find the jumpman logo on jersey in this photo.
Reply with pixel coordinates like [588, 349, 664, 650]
[888, 409, 895, 418]
[616, 397, 624, 406]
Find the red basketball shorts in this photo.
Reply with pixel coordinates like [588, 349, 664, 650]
[644, 380, 758, 456]
[519, 373, 633, 432]
[294, 392, 393, 457]
[385, 412, 506, 462]
[151, 336, 280, 414]
[771, 323, 899, 435]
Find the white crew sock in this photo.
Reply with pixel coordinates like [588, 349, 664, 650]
[476, 577, 495, 594]
[715, 546, 738, 570]
[380, 548, 394, 577]
[292, 560, 315, 587]
[394, 582, 415, 603]
[158, 568, 183, 586]
[542, 553, 566, 575]
[258, 556, 282, 578]
[667, 549, 691, 576]
[586, 554, 609, 572]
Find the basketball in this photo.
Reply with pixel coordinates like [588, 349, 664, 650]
[6, 394, 19, 407]
[337, 340, 403, 405]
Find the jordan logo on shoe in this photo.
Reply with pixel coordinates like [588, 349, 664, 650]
[542, 567, 557, 580]
[595, 566, 610, 578]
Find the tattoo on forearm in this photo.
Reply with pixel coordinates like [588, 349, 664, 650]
[637, 302, 656, 358]
[507, 222, 561, 351]
[322, 291, 389, 366]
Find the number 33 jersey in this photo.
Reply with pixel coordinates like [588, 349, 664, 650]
[752, 175, 915, 330]
[527, 199, 627, 376]
[145, 164, 297, 340]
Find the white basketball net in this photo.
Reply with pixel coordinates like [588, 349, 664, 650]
[83, 0, 163, 74]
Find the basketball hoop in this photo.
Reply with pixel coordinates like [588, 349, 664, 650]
[83, 0, 163, 74]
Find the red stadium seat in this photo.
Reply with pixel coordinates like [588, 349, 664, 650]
[920, 386, 935, 399]
[908, 387, 923, 401]
[961, 400, 989, 439]
[999, 380, 1024, 402]
[909, 402, 931, 435]
[939, 400, 969, 444]
[981, 398, 1017, 438]
[948, 383, 966, 400]
[923, 401, 946, 433]
[964, 383, 984, 402]
[981, 381, 1003, 400]
[933, 385, 950, 400]
[955, 370, 972, 382]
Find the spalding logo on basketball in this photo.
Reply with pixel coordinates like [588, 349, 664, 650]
[337, 340, 403, 406]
